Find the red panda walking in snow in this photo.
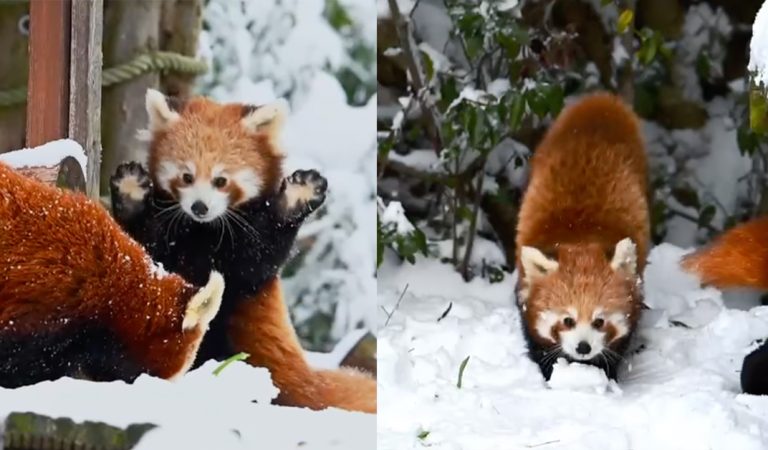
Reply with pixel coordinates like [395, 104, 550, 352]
[515, 92, 650, 381]
[108, 89, 376, 413]
[682, 217, 768, 395]
[0, 161, 224, 387]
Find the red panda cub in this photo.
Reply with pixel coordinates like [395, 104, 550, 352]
[515, 92, 650, 381]
[681, 217, 768, 395]
[0, 161, 224, 387]
[108, 89, 376, 413]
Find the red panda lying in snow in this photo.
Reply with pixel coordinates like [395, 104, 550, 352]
[515, 92, 650, 381]
[0, 161, 224, 387]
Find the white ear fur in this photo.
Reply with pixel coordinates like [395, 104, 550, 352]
[520, 246, 559, 282]
[241, 99, 288, 137]
[610, 238, 637, 276]
[146, 88, 180, 132]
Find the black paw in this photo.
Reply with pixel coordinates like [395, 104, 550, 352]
[279, 169, 328, 219]
[110, 161, 152, 220]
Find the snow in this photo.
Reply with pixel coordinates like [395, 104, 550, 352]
[378, 245, 768, 450]
[750, 0, 768, 87]
[0, 361, 374, 449]
[0, 139, 87, 176]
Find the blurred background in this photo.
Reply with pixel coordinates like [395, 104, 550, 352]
[0, 0, 376, 353]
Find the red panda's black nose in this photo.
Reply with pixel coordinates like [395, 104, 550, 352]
[576, 341, 591, 355]
[191, 201, 209, 217]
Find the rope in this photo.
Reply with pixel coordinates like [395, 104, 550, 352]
[0, 51, 207, 108]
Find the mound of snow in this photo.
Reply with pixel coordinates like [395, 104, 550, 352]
[378, 245, 768, 450]
[0, 361, 375, 449]
[547, 359, 617, 394]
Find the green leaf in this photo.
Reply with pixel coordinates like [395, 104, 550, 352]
[671, 186, 700, 210]
[509, 93, 526, 131]
[457, 356, 471, 388]
[417, 430, 430, 440]
[421, 49, 435, 83]
[617, 9, 634, 34]
[698, 205, 716, 229]
[526, 89, 549, 117]
[439, 78, 459, 112]
[545, 85, 565, 115]
[737, 125, 760, 156]
[213, 352, 250, 376]
[466, 35, 484, 60]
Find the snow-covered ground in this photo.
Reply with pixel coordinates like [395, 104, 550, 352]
[0, 361, 375, 449]
[377, 245, 768, 450]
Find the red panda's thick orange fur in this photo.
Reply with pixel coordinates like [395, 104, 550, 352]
[515, 92, 650, 271]
[0, 161, 219, 382]
[682, 216, 768, 290]
[229, 279, 376, 413]
[514, 92, 650, 379]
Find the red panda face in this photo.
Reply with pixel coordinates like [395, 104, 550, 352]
[144, 89, 285, 223]
[519, 239, 640, 362]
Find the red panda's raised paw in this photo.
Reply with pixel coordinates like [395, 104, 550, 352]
[279, 169, 328, 220]
[110, 162, 152, 221]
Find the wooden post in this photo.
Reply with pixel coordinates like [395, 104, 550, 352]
[101, 0, 162, 194]
[69, 0, 104, 199]
[25, 0, 71, 148]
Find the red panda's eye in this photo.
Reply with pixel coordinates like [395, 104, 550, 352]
[592, 318, 605, 329]
[213, 177, 227, 188]
[563, 317, 575, 328]
[182, 173, 194, 184]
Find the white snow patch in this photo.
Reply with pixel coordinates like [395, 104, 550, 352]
[0, 361, 374, 449]
[0, 139, 87, 176]
[378, 245, 768, 449]
[750, 0, 768, 86]
[380, 201, 415, 234]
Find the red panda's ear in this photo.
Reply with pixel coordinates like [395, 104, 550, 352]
[240, 99, 288, 140]
[146, 89, 181, 133]
[610, 238, 637, 277]
[520, 246, 559, 282]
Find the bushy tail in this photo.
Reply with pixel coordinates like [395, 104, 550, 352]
[228, 278, 376, 413]
[682, 216, 768, 290]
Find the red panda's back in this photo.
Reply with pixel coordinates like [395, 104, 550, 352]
[0, 162, 149, 328]
[516, 93, 650, 272]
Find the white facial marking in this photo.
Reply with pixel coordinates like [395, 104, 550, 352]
[560, 323, 606, 361]
[607, 312, 630, 341]
[232, 168, 263, 201]
[535, 311, 560, 342]
[179, 182, 230, 222]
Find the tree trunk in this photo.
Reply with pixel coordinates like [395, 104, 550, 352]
[100, 0, 161, 194]
[160, 0, 203, 99]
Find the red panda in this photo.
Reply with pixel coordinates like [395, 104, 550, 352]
[515, 92, 650, 380]
[0, 161, 224, 387]
[108, 89, 376, 413]
[681, 216, 768, 395]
